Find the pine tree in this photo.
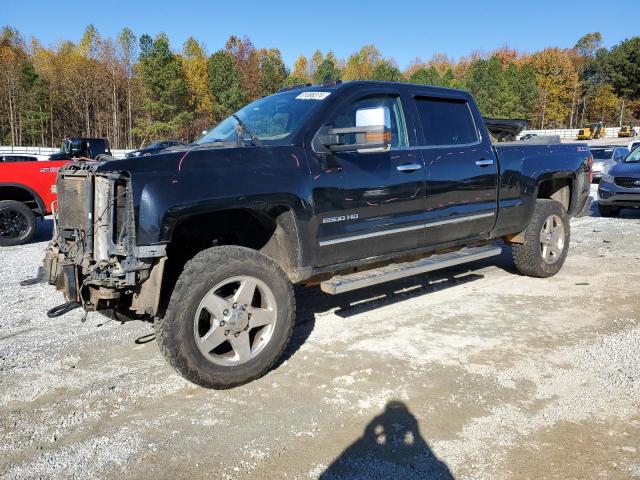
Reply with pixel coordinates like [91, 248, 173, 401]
[207, 50, 245, 120]
[314, 58, 340, 83]
[258, 48, 288, 96]
[371, 60, 404, 82]
[135, 33, 190, 142]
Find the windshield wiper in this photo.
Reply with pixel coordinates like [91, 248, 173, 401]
[232, 114, 262, 147]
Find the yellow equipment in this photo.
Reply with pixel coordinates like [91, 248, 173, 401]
[577, 122, 606, 140]
[618, 126, 635, 138]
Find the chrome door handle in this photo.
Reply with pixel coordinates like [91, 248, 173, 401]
[475, 159, 494, 166]
[396, 164, 422, 172]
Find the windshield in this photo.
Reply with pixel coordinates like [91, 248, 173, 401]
[591, 149, 613, 160]
[625, 147, 640, 163]
[194, 89, 330, 146]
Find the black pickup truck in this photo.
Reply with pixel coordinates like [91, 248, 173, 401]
[43, 81, 592, 389]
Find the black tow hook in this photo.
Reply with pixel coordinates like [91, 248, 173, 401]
[47, 301, 82, 318]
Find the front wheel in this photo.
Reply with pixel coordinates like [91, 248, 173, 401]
[0, 200, 36, 247]
[156, 246, 295, 389]
[512, 199, 570, 278]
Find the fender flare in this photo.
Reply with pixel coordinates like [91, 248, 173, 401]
[0, 182, 47, 216]
[159, 198, 309, 282]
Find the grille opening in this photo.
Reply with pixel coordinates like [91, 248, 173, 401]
[614, 177, 640, 189]
[57, 175, 89, 231]
[112, 181, 129, 244]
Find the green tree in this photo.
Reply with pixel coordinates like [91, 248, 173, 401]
[258, 48, 288, 96]
[600, 37, 640, 100]
[313, 58, 340, 83]
[17, 59, 49, 145]
[371, 60, 404, 82]
[409, 66, 440, 85]
[135, 32, 190, 142]
[510, 62, 538, 120]
[117, 28, 137, 148]
[207, 50, 245, 119]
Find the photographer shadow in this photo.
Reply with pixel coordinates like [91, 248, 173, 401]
[320, 400, 454, 480]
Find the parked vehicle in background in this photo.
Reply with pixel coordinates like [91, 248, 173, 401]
[520, 133, 538, 141]
[629, 140, 640, 152]
[0, 159, 69, 246]
[590, 146, 629, 182]
[598, 146, 640, 217]
[577, 122, 606, 140]
[0, 154, 38, 162]
[49, 138, 111, 161]
[125, 140, 186, 158]
[618, 126, 636, 138]
[44, 81, 592, 389]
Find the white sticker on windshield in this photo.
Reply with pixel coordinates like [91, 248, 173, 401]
[296, 91, 331, 100]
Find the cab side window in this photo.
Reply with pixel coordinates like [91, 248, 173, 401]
[333, 95, 408, 148]
[414, 97, 478, 146]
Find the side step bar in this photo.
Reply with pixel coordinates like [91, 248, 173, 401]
[320, 245, 503, 295]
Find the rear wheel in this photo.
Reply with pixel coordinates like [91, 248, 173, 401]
[598, 204, 620, 218]
[0, 200, 36, 247]
[512, 199, 570, 278]
[156, 246, 295, 389]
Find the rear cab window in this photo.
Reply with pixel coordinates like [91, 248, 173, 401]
[413, 97, 479, 146]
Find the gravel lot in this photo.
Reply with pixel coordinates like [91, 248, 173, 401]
[1, 185, 639, 479]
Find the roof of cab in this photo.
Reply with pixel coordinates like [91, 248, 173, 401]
[278, 80, 470, 97]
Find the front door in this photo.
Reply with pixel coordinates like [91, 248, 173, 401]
[412, 95, 498, 245]
[309, 92, 426, 266]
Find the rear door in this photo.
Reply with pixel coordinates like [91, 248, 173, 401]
[412, 94, 498, 244]
[308, 89, 427, 266]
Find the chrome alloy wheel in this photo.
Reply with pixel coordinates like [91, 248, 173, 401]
[193, 276, 277, 366]
[539, 214, 565, 264]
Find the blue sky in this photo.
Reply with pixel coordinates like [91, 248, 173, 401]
[2, 0, 636, 68]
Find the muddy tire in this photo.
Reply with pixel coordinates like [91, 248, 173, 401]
[0, 200, 36, 247]
[512, 199, 570, 278]
[155, 246, 295, 389]
[598, 204, 619, 218]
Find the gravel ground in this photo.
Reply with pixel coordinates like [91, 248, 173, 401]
[1, 185, 639, 479]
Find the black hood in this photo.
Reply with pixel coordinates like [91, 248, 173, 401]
[94, 145, 250, 175]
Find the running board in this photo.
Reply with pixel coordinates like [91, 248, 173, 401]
[320, 245, 503, 295]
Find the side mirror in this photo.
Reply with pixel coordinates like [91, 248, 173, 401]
[313, 106, 392, 154]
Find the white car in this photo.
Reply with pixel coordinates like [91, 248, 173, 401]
[629, 140, 640, 152]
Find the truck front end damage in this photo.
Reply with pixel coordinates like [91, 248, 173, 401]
[44, 161, 166, 317]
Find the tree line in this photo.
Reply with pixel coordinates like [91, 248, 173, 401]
[0, 26, 638, 149]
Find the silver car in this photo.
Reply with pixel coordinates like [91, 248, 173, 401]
[590, 146, 629, 182]
[598, 146, 640, 217]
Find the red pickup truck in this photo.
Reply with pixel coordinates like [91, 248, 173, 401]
[0, 160, 68, 246]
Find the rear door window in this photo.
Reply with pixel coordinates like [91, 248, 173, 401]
[414, 97, 478, 146]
